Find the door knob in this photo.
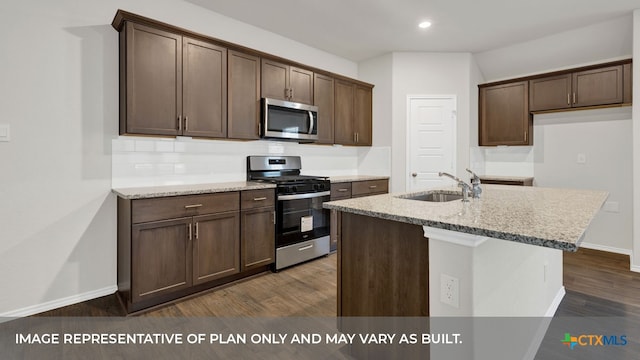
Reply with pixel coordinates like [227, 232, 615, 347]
[411, 172, 417, 177]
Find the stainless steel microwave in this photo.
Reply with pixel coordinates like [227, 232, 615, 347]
[261, 98, 318, 141]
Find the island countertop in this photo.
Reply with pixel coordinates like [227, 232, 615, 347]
[323, 185, 608, 251]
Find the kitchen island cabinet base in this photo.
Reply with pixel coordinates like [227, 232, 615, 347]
[336, 213, 564, 318]
[338, 212, 429, 317]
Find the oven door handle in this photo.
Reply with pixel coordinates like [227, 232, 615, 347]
[278, 191, 330, 201]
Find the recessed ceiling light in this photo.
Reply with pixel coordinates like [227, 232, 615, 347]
[418, 21, 432, 29]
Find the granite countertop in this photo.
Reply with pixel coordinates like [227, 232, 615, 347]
[112, 181, 276, 199]
[323, 185, 608, 251]
[329, 175, 390, 183]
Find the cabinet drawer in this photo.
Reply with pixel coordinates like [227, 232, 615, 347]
[132, 192, 239, 224]
[351, 179, 389, 197]
[241, 189, 275, 209]
[330, 183, 352, 200]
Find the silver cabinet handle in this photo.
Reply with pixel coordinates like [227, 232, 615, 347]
[290, 88, 294, 100]
[272, 211, 276, 224]
[177, 116, 182, 131]
[573, 92, 576, 104]
[187, 223, 192, 241]
[194, 222, 199, 240]
[253, 197, 267, 201]
[184, 204, 203, 209]
[184, 116, 188, 131]
[337, 188, 349, 192]
[369, 185, 377, 189]
[567, 93, 570, 105]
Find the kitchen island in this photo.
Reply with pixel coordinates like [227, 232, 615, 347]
[323, 185, 607, 317]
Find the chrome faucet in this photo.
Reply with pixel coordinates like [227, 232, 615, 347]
[466, 168, 482, 199]
[439, 172, 472, 202]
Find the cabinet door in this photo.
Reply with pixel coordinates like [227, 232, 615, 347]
[261, 59, 289, 101]
[313, 73, 335, 144]
[334, 80, 355, 145]
[183, 38, 227, 138]
[228, 50, 260, 139]
[125, 22, 182, 136]
[354, 85, 372, 146]
[131, 218, 192, 303]
[241, 207, 275, 270]
[573, 65, 623, 107]
[289, 66, 314, 104]
[192, 212, 240, 285]
[479, 81, 531, 146]
[529, 74, 571, 111]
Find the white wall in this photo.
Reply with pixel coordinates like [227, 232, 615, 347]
[474, 15, 633, 82]
[0, 0, 363, 316]
[533, 108, 633, 252]
[389, 52, 474, 193]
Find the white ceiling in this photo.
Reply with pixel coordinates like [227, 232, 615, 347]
[188, 0, 640, 62]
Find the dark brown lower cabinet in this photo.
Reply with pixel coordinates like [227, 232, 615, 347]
[131, 218, 192, 303]
[329, 179, 389, 252]
[241, 207, 275, 270]
[193, 212, 240, 285]
[118, 189, 275, 313]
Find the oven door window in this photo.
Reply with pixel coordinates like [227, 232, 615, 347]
[277, 196, 329, 247]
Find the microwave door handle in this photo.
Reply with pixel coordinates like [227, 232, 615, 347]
[308, 111, 315, 135]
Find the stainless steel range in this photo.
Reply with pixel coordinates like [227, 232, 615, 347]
[247, 156, 331, 270]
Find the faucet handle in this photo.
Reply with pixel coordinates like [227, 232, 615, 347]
[466, 168, 481, 183]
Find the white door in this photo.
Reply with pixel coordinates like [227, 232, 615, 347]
[407, 96, 456, 191]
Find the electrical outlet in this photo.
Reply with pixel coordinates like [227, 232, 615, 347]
[440, 273, 459, 308]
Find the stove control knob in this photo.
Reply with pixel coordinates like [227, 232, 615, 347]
[315, 183, 325, 191]
[291, 186, 297, 193]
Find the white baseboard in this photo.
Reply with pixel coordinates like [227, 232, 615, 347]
[579, 242, 632, 256]
[0, 285, 117, 318]
[520, 287, 565, 360]
[545, 286, 566, 317]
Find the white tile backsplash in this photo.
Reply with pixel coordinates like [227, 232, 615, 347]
[112, 137, 391, 188]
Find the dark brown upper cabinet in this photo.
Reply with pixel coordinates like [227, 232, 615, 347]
[112, 10, 374, 143]
[228, 50, 261, 140]
[261, 59, 314, 105]
[479, 81, 532, 146]
[120, 22, 227, 138]
[313, 73, 335, 144]
[530, 65, 624, 111]
[334, 80, 373, 146]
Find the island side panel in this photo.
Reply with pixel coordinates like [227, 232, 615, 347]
[338, 212, 429, 316]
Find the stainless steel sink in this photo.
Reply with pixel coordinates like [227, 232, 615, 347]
[401, 191, 464, 202]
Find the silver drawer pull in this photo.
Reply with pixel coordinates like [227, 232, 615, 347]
[253, 197, 267, 201]
[337, 189, 349, 192]
[369, 185, 377, 189]
[298, 244, 314, 251]
[184, 204, 203, 209]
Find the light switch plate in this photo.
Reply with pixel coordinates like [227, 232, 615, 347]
[0, 124, 9, 142]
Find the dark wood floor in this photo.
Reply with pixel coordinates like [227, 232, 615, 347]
[36, 248, 640, 318]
